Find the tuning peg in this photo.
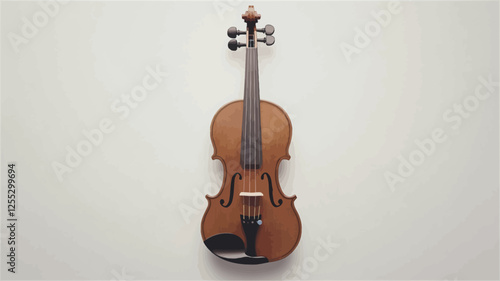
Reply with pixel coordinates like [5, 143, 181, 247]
[257, 24, 275, 35]
[228, 39, 245, 51]
[258, 35, 275, 46]
[227, 27, 246, 38]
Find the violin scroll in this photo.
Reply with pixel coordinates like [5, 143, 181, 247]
[226, 6, 276, 51]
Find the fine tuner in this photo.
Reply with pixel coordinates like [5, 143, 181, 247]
[227, 24, 275, 51]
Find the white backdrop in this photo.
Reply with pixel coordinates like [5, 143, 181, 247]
[1, 1, 498, 280]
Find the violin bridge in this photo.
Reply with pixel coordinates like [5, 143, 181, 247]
[239, 192, 263, 197]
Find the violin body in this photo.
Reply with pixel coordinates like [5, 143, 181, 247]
[201, 6, 301, 264]
[202, 100, 301, 263]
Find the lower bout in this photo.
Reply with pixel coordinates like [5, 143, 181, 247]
[201, 210, 301, 264]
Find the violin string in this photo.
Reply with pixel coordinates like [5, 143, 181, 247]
[248, 46, 253, 218]
[247, 46, 251, 219]
[242, 46, 249, 219]
[252, 48, 257, 217]
[253, 47, 258, 219]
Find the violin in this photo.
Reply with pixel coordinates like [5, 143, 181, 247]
[201, 6, 301, 264]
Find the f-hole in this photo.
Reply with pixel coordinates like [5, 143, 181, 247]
[261, 172, 282, 207]
[220, 173, 241, 208]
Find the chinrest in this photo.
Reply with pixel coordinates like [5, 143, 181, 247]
[204, 233, 268, 264]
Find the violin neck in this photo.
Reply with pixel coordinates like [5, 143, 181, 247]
[244, 47, 260, 105]
[240, 47, 262, 169]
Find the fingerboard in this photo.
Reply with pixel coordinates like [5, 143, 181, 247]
[240, 47, 262, 169]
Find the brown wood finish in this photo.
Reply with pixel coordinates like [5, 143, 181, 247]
[201, 100, 302, 262]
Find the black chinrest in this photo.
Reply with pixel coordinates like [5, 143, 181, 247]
[204, 233, 268, 264]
